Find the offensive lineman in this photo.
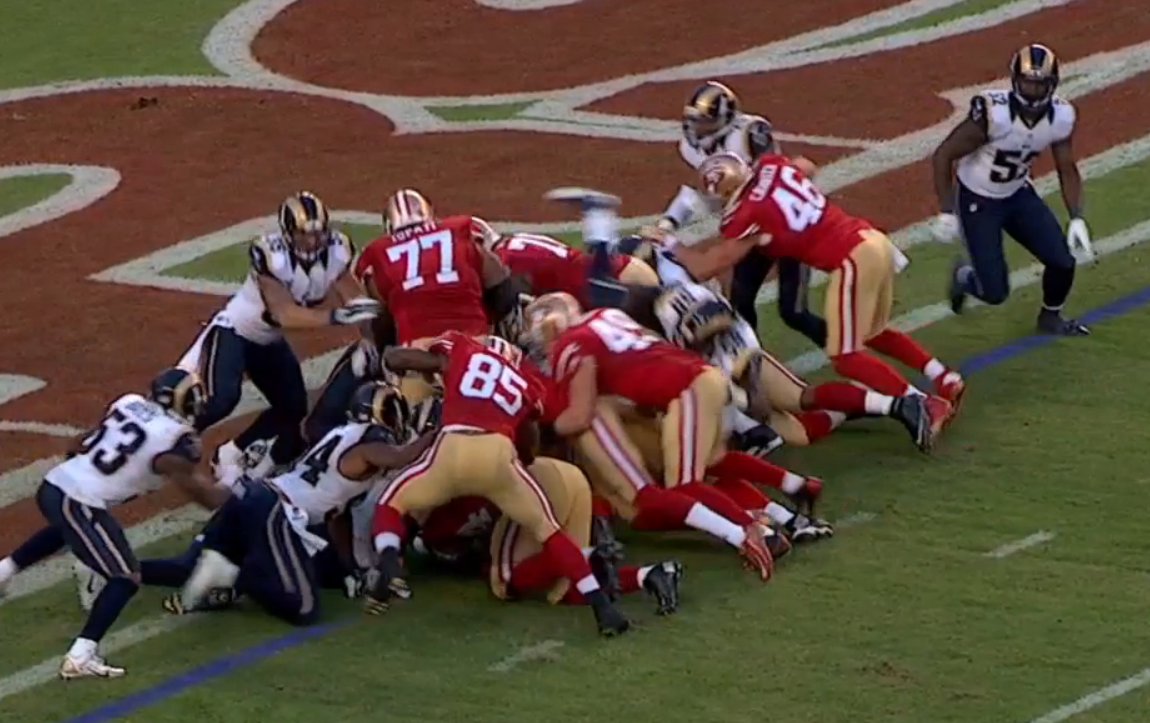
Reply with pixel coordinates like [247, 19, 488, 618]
[931, 43, 1090, 335]
[0, 369, 228, 679]
[175, 192, 381, 482]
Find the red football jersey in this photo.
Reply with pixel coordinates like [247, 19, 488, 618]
[493, 232, 628, 307]
[520, 356, 566, 425]
[356, 215, 490, 343]
[429, 332, 543, 440]
[417, 496, 499, 561]
[719, 153, 874, 271]
[549, 308, 708, 408]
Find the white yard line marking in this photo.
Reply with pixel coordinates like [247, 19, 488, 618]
[1026, 666, 1150, 723]
[834, 511, 878, 529]
[0, 504, 209, 607]
[488, 640, 565, 672]
[0, 616, 195, 702]
[985, 531, 1056, 559]
[0, 165, 121, 241]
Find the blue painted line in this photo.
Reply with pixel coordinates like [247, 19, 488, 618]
[57, 285, 1150, 723]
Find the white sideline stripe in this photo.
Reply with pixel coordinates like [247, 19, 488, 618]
[0, 421, 83, 437]
[0, 616, 194, 702]
[1026, 666, 1150, 723]
[488, 640, 565, 672]
[784, 218, 1150, 375]
[985, 531, 1056, 559]
[0, 504, 209, 608]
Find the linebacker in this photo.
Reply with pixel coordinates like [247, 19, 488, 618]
[931, 43, 1090, 335]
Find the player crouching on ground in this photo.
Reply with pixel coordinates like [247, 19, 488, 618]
[369, 332, 631, 637]
[0, 369, 229, 679]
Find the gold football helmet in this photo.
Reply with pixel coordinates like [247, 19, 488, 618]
[698, 152, 752, 202]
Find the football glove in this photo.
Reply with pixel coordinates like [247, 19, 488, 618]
[331, 297, 382, 325]
[1067, 217, 1095, 262]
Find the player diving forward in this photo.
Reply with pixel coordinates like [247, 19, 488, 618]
[175, 191, 382, 482]
[931, 43, 1090, 335]
[0, 369, 228, 679]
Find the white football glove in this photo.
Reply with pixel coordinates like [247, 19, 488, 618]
[930, 213, 961, 244]
[331, 297, 382, 325]
[1067, 217, 1095, 262]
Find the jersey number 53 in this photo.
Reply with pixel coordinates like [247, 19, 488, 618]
[78, 409, 148, 475]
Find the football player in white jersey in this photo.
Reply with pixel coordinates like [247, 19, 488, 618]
[931, 44, 1090, 335]
[175, 191, 382, 482]
[174, 381, 433, 625]
[0, 369, 228, 679]
[655, 80, 830, 347]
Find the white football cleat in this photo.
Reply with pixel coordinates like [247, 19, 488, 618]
[60, 653, 125, 680]
[72, 559, 106, 612]
[180, 550, 239, 612]
[543, 187, 621, 209]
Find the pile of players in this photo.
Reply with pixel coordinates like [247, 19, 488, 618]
[0, 41, 1096, 679]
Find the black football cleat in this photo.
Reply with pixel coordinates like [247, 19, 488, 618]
[762, 525, 793, 562]
[784, 514, 835, 544]
[643, 561, 683, 616]
[592, 599, 631, 638]
[590, 514, 624, 557]
[949, 257, 970, 315]
[589, 540, 625, 602]
[732, 424, 784, 458]
[786, 477, 822, 517]
[363, 548, 410, 616]
[890, 394, 934, 453]
[1037, 309, 1090, 336]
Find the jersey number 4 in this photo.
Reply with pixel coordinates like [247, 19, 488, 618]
[989, 149, 1040, 184]
[771, 166, 826, 232]
[299, 434, 341, 485]
[386, 230, 461, 291]
[460, 352, 529, 416]
[79, 409, 147, 476]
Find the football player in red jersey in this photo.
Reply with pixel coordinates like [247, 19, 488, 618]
[691, 152, 963, 451]
[369, 332, 629, 636]
[472, 218, 657, 307]
[354, 190, 526, 403]
[524, 293, 786, 579]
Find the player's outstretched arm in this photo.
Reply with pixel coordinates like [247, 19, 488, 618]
[153, 438, 230, 510]
[553, 357, 598, 437]
[931, 97, 991, 212]
[1052, 132, 1084, 219]
[383, 347, 446, 374]
[355, 432, 437, 472]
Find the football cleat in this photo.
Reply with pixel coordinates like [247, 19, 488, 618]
[591, 599, 631, 638]
[1036, 309, 1090, 336]
[543, 187, 621, 211]
[643, 561, 683, 616]
[163, 587, 240, 615]
[787, 477, 823, 517]
[731, 423, 784, 458]
[890, 394, 938, 453]
[934, 371, 967, 424]
[761, 525, 792, 562]
[589, 541, 625, 602]
[784, 514, 835, 544]
[739, 524, 775, 582]
[60, 653, 125, 680]
[180, 550, 240, 613]
[924, 395, 953, 442]
[364, 548, 410, 616]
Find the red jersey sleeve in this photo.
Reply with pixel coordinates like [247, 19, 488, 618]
[427, 330, 462, 356]
[550, 330, 596, 384]
[718, 195, 762, 241]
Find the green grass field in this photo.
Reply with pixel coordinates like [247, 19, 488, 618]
[2, 2, 1150, 723]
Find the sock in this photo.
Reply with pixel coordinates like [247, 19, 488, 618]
[0, 557, 16, 582]
[509, 551, 559, 593]
[591, 496, 614, 517]
[797, 410, 843, 442]
[372, 504, 405, 546]
[79, 576, 139, 643]
[542, 531, 598, 589]
[712, 477, 771, 511]
[708, 451, 795, 493]
[832, 352, 911, 396]
[684, 504, 747, 547]
[864, 391, 895, 416]
[9, 527, 66, 570]
[67, 637, 98, 659]
[676, 482, 754, 525]
[765, 502, 795, 526]
[807, 382, 868, 414]
[621, 565, 645, 593]
[631, 485, 696, 530]
[1041, 264, 1075, 309]
[865, 329, 934, 373]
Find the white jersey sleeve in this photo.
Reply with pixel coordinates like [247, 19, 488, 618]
[270, 422, 384, 526]
[46, 394, 199, 508]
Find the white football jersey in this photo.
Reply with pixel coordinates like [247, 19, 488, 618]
[46, 394, 199, 509]
[221, 230, 355, 344]
[270, 422, 386, 526]
[956, 90, 1076, 199]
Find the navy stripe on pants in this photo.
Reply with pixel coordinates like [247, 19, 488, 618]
[36, 481, 138, 578]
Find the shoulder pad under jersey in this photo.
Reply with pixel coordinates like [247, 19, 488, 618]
[1050, 96, 1076, 140]
[249, 233, 291, 278]
[740, 115, 775, 161]
[974, 90, 1013, 141]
